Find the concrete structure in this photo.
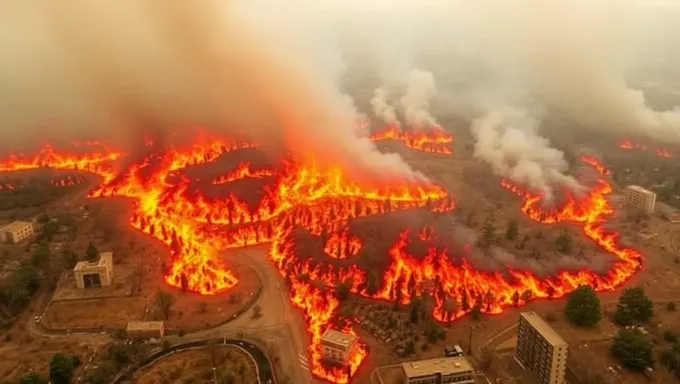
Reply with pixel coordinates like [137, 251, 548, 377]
[401, 356, 475, 384]
[624, 185, 657, 214]
[0, 221, 34, 244]
[320, 329, 358, 366]
[126, 321, 164, 340]
[74, 252, 114, 289]
[516, 311, 568, 384]
[656, 202, 680, 223]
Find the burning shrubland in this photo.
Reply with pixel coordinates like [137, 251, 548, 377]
[0, 127, 643, 383]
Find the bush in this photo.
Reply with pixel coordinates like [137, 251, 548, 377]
[664, 330, 678, 343]
[564, 285, 602, 327]
[611, 328, 654, 371]
[614, 287, 654, 326]
[49, 353, 75, 384]
[668, 302, 676, 312]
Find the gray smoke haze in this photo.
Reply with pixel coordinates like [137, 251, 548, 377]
[471, 107, 581, 199]
[399, 69, 440, 128]
[370, 87, 399, 127]
[0, 1, 425, 183]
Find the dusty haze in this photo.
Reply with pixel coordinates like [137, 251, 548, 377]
[1, 0, 679, 189]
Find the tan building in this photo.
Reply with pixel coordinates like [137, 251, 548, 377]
[402, 356, 475, 384]
[624, 185, 656, 214]
[516, 311, 568, 384]
[320, 329, 359, 366]
[126, 321, 164, 340]
[74, 252, 114, 289]
[0, 221, 34, 244]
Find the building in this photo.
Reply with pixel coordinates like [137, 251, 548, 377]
[126, 321, 164, 340]
[320, 329, 359, 366]
[516, 311, 568, 384]
[656, 202, 680, 223]
[0, 221, 34, 244]
[624, 185, 656, 214]
[401, 356, 475, 384]
[444, 345, 464, 357]
[74, 252, 114, 289]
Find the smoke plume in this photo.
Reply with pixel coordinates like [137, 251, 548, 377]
[399, 68, 440, 128]
[0, 1, 424, 183]
[471, 107, 581, 199]
[370, 87, 399, 127]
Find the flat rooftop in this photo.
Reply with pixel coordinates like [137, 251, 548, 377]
[625, 185, 654, 195]
[321, 329, 357, 347]
[0, 221, 32, 232]
[402, 356, 473, 378]
[74, 252, 113, 271]
[521, 311, 567, 347]
[126, 321, 164, 331]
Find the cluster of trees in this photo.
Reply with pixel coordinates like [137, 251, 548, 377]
[563, 285, 658, 372]
[15, 353, 81, 384]
[0, 180, 81, 210]
[476, 217, 575, 255]
[0, 245, 49, 325]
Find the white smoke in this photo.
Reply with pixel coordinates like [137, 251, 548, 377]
[399, 68, 440, 128]
[370, 86, 399, 126]
[471, 106, 581, 199]
[0, 1, 426, 183]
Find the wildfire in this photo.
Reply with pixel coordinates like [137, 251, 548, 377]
[212, 161, 276, 184]
[369, 125, 453, 154]
[619, 139, 673, 158]
[0, 133, 643, 383]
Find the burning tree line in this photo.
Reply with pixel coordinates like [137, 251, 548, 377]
[0, 128, 642, 384]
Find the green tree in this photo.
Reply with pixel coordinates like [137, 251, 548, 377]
[611, 328, 654, 371]
[50, 353, 75, 384]
[37, 214, 50, 224]
[505, 219, 519, 241]
[668, 302, 676, 312]
[252, 304, 262, 318]
[614, 287, 654, 326]
[659, 344, 680, 377]
[564, 285, 602, 327]
[479, 218, 495, 247]
[19, 373, 47, 384]
[555, 231, 573, 254]
[218, 370, 236, 384]
[85, 242, 99, 261]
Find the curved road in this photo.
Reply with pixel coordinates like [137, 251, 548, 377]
[114, 338, 275, 383]
[26, 245, 312, 383]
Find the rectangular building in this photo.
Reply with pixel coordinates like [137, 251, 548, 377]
[516, 311, 568, 384]
[126, 321, 164, 340]
[0, 221, 34, 244]
[402, 356, 475, 384]
[320, 329, 358, 367]
[624, 185, 656, 214]
[74, 252, 114, 289]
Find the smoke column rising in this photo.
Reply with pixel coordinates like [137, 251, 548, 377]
[399, 68, 440, 128]
[0, 1, 425, 183]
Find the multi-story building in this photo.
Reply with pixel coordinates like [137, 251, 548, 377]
[74, 252, 114, 289]
[126, 321, 165, 340]
[320, 329, 358, 366]
[401, 356, 475, 384]
[516, 311, 568, 384]
[624, 185, 656, 214]
[0, 221, 34, 244]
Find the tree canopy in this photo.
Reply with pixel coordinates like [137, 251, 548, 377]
[614, 287, 654, 326]
[610, 328, 654, 371]
[86, 242, 99, 261]
[505, 220, 519, 241]
[564, 285, 602, 327]
[50, 353, 75, 384]
[19, 373, 48, 384]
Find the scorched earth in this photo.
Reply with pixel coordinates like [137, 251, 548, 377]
[0, 126, 641, 383]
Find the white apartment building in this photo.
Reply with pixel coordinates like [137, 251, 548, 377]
[320, 329, 358, 367]
[402, 356, 475, 384]
[516, 311, 568, 384]
[624, 185, 656, 214]
[0, 221, 34, 244]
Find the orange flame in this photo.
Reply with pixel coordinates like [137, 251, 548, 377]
[619, 138, 673, 158]
[212, 161, 277, 184]
[369, 125, 453, 154]
[0, 135, 643, 383]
